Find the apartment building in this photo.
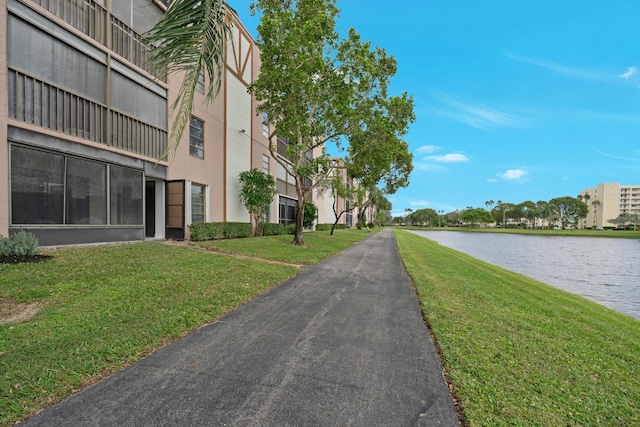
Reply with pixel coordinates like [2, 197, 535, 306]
[1, 0, 311, 246]
[313, 158, 355, 228]
[579, 182, 640, 229]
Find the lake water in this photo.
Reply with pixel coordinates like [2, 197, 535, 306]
[406, 230, 640, 321]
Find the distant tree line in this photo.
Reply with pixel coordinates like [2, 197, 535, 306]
[396, 196, 594, 230]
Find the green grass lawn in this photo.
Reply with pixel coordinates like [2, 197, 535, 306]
[0, 229, 373, 425]
[4, 227, 637, 426]
[195, 228, 377, 265]
[394, 229, 640, 426]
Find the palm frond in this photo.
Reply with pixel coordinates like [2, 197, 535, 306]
[145, 0, 232, 160]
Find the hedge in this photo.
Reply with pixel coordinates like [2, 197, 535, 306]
[315, 223, 349, 231]
[189, 222, 252, 241]
[189, 222, 286, 241]
[262, 223, 285, 236]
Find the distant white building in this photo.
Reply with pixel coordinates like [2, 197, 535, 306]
[579, 183, 640, 229]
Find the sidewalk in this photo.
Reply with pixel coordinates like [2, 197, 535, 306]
[21, 229, 459, 426]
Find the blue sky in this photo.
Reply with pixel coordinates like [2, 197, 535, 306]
[229, 0, 640, 217]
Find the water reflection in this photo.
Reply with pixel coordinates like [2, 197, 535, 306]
[407, 230, 640, 321]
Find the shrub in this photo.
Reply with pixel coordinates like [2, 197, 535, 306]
[303, 202, 317, 229]
[0, 231, 40, 257]
[262, 223, 284, 236]
[0, 235, 12, 257]
[189, 222, 252, 241]
[284, 224, 296, 235]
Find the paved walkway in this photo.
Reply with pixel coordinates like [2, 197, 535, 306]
[21, 229, 459, 426]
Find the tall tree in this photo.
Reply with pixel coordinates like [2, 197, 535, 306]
[492, 201, 515, 228]
[249, 0, 408, 244]
[146, 0, 231, 159]
[238, 169, 278, 236]
[460, 208, 494, 227]
[373, 193, 392, 226]
[404, 208, 413, 226]
[549, 196, 588, 229]
[344, 44, 415, 229]
[318, 172, 359, 235]
[607, 212, 637, 229]
[518, 200, 537, 229]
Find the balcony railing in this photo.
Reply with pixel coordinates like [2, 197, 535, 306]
[111, 15, 155, 76]
[8, 68, 107, 143]
[110, 110, 167, 160]
[8, 68, 167, 160]
[29, 0, 160, 79]
[29, 0, 108, 44]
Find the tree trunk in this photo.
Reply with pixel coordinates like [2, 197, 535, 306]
[292, 180, 305, 245]
[357, 192, 373, 229]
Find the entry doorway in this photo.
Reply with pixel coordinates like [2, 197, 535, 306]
[145, 179, 165, 239]
[145, 181, 156, 237]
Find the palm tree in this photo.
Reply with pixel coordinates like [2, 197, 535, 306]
[405, 208, 413, 225]
[145, 0, 232, 159]
[540, 203, 558, 230]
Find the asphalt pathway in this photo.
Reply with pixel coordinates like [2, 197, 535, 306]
[21, 228, 459, 426]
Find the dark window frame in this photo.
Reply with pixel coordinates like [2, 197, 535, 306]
[189, 116, 204, 159]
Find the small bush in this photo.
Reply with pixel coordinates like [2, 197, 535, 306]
[263, 223, 284, 236]
[284, 224, 296, 235]
[189, 222, 252, 241]
[0, 231, 40, 257]
[0, 235, 12, 257]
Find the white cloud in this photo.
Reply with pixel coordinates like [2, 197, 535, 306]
[496, 169, 528, 181]
[425, 153, 470, 163]
[432, 91, 530, 132]
[410, 200, 432, 207]
[505, 52, 607, 80]
[620, 67, 637, 79]
[595, 149, 640, 162]
[415, 145, 442, 154]
[413, 162, 446, 172]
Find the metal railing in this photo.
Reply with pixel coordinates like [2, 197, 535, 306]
[110, 14, 156, 76]
[29, 0, 108, 44]
[29, 0, 160, 78]
[110, 110, 167, 160]
[8, 68, 107, 143]
[8, 68, 167, 160]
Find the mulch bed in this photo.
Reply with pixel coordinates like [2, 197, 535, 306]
[0, 255, 52, 265]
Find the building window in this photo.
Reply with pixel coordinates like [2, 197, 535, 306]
[191, 183, 206, 223]
[196, 68, 205, 93]
[262, 155, 270, 174]
[66, 157, 107, 224]
[110, 166, 143, 225]
[190, 116, 204, 159]
[10, 145, 142, 226]
[11, 146, 64, 224]
[262, 112, 269, 137]
[279, 196, 297, 227]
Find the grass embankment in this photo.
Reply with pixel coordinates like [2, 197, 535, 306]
[395, 229, 639, 426]
[403, 226, 640, 239]
[0, 229, 371, 425]
[196, 228, 377, 265]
